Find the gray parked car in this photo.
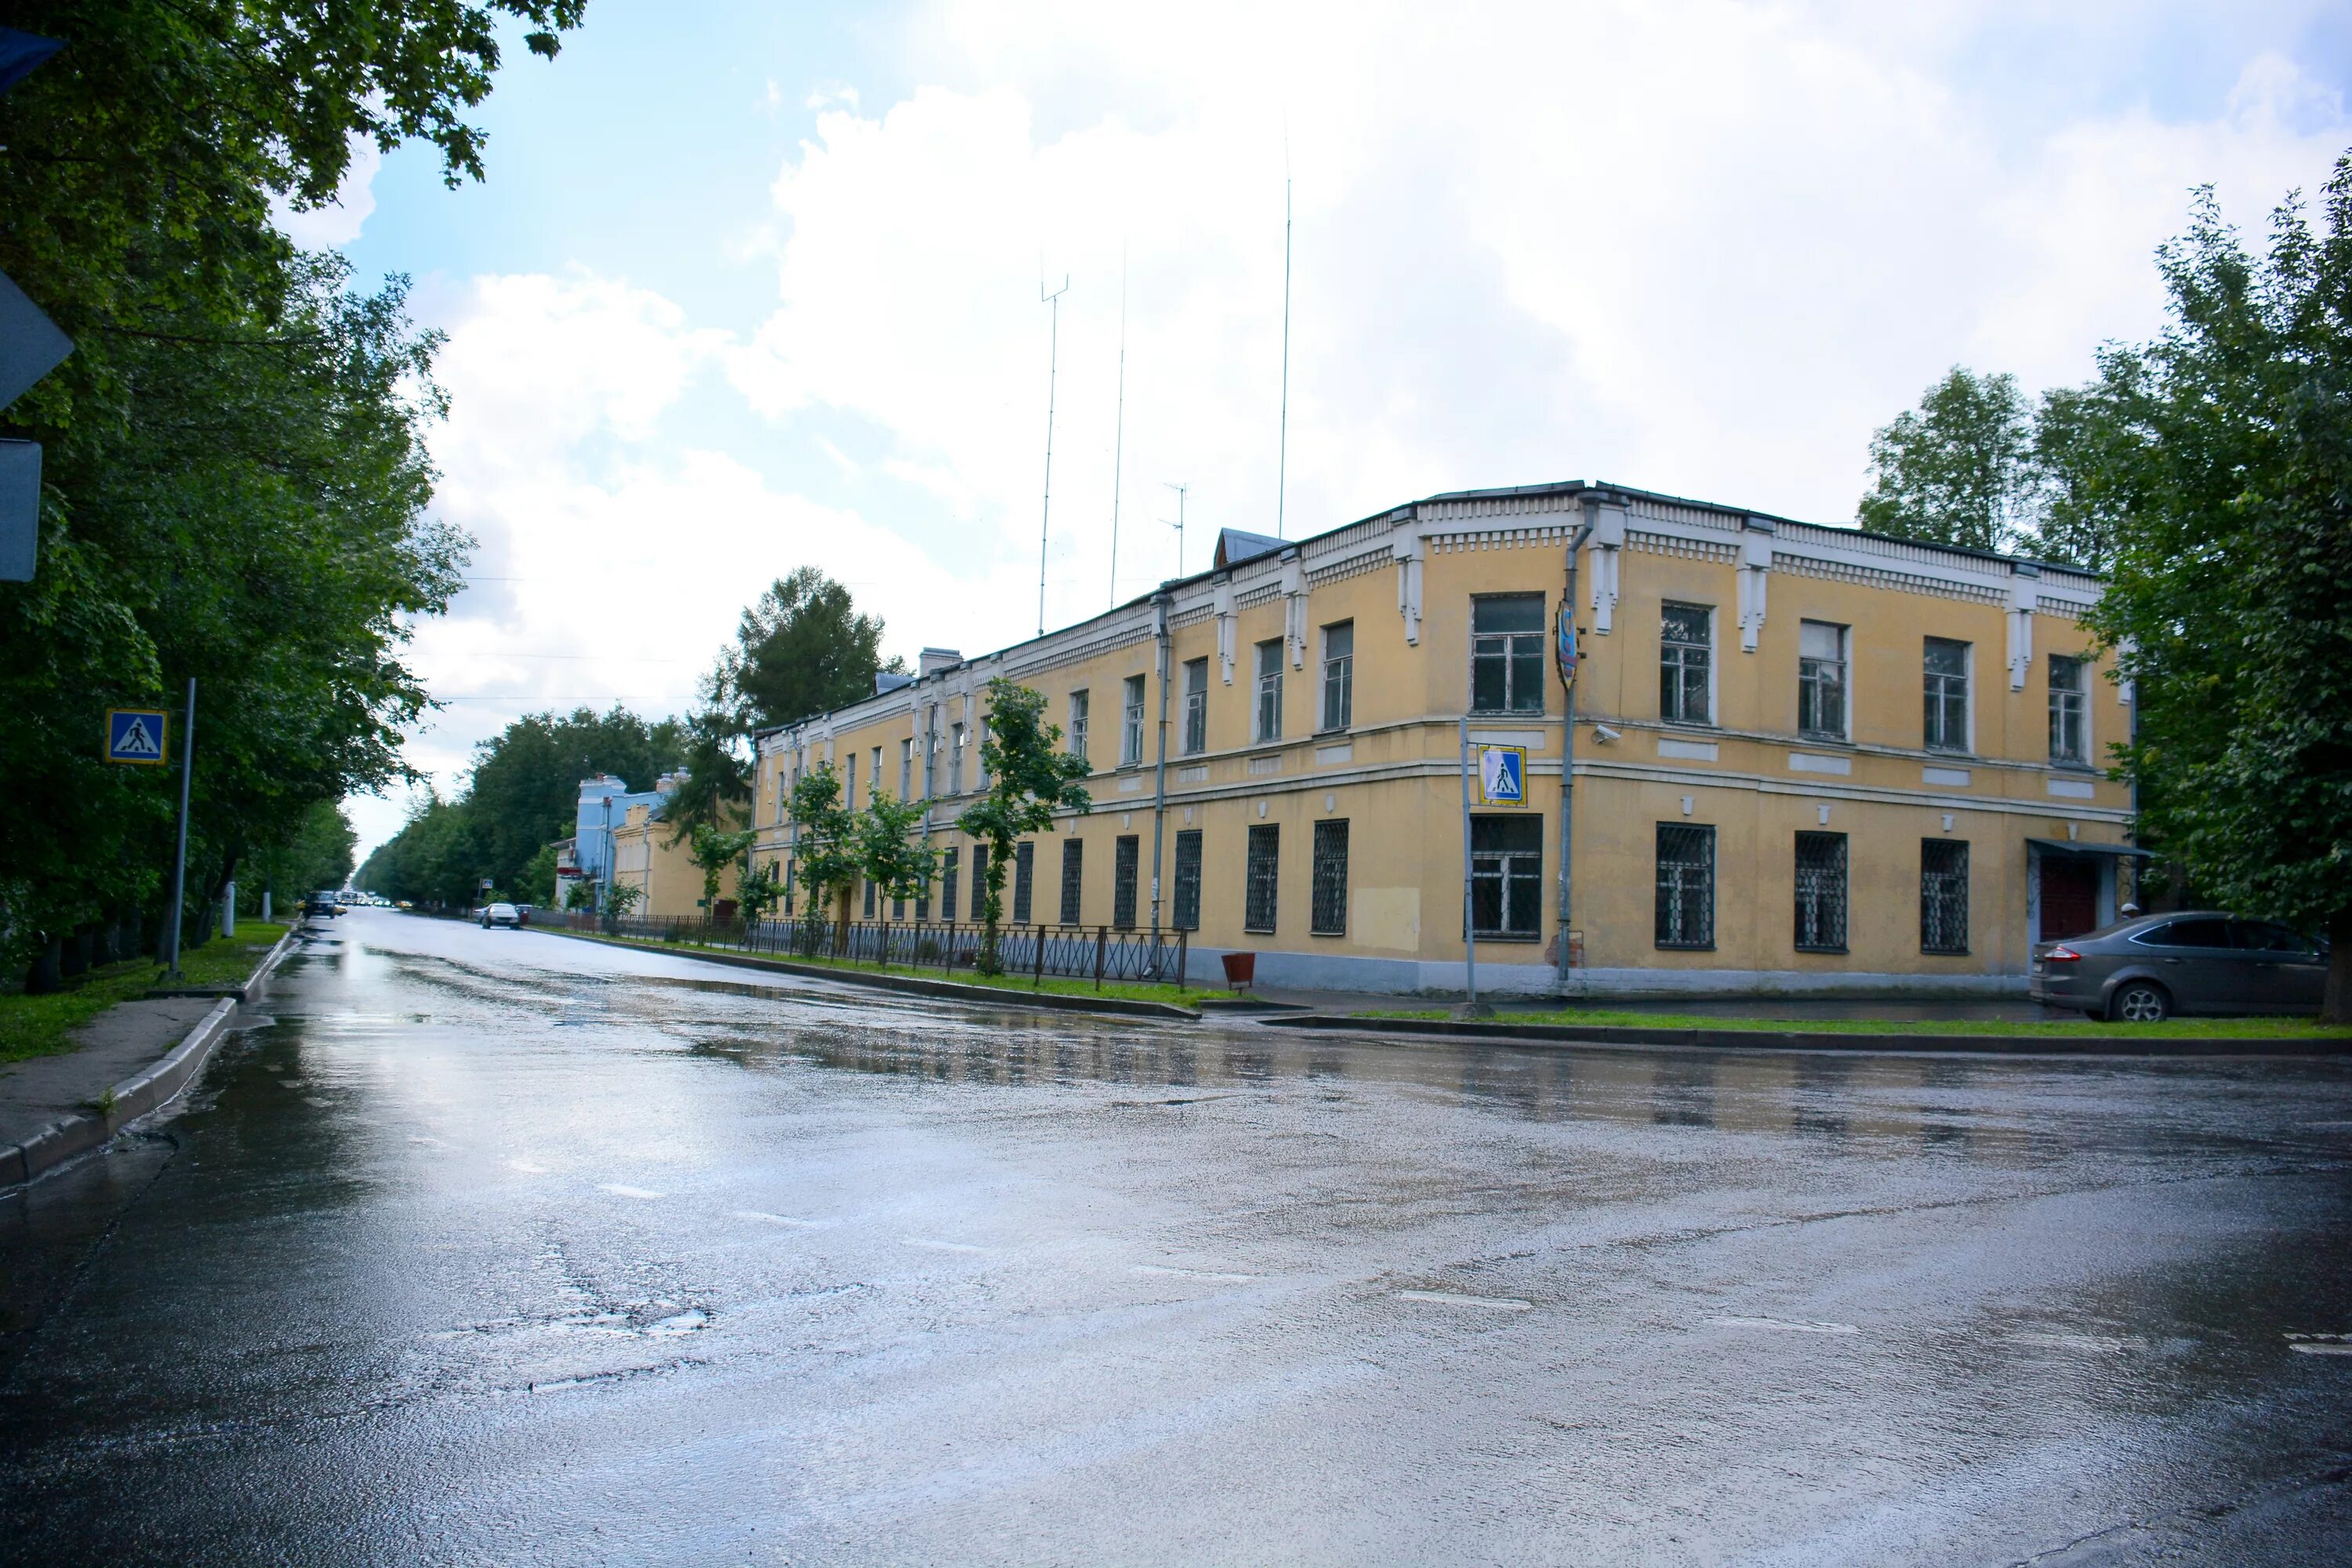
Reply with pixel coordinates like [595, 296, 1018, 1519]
[2031, 911, 2328, 1022]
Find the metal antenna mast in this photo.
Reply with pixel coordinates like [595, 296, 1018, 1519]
[1037, 270, 1070, 636]
[1109, 245, 1128, 610]
[1163, 481, 1189, 579]
[1276, 171, 1292, 539]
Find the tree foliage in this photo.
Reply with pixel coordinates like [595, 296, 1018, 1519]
[786, 764, 860, 924]
[688, 823, 757, 911]
[249, 800, 359, 900]
[956, 680, 1091, 973]
[710, 568, 898, 731]
[856, 791, 936, 912]
[2071, 162, 2352, 1020]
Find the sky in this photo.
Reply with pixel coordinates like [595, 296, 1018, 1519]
[308, 0, 2352, 865]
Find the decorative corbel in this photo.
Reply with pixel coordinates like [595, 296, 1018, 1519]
[2006, 564, 2041, 691]
[1737, 517, 1773, 652]
[1392, 517, 1425, 646]
[1281, 553, 1307, 668]
[1587, 499, 1625, 634]
[1214, 576, 1236, 684]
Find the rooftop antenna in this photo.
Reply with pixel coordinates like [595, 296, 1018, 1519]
[1109, 244, 1128, 610]
[1276, 142, 1292, 539]
[1037, 267, 1070, 637]
[1163, 481, 1189, 579]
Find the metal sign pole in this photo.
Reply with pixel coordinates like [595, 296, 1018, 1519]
[164, 678, 195, 978]
[1460, 716, 1478, 1011]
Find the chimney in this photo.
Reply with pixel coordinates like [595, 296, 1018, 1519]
[918, 647, 961, 678]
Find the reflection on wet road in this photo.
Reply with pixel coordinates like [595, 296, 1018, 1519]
[5, 910, 2351, 1564]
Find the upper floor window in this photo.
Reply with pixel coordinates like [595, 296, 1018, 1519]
[1924, 637, 1971, 753]
[898, 739, 913, 801]
[871, 746, 883, 804]
[1472, 594, 1544, 713]
[1660, 603, 1713, 725]
[1798, 619, 1848, 739]
[844, 752, 857, 808]
[1067, 689, 1090, 764]
[949, 722, 966, 794]
[2048, 655, 2088, 766]
[1319, 621, 1354, 731]
[1121, 673, 1147, 764]
[1254, 638, 1284, 742]
[1182, 658, 1209, 754]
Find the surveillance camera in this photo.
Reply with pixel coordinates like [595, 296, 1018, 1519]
[1591, 724, 1621, 743]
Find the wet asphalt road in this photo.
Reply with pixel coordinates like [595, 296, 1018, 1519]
[5, 912, 2352, 1566]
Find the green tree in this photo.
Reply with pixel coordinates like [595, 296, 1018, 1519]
[786, 764, 860, 942]
[956, 679, 1092, 974]
[688, 823, 758, 916]
[2071, 162, 2352, 1022]
[463, 706, 687, 888]
[251, 800, 358, 905]
[601, 879, 643, 923]
[1857, 367, 2041, 552]
[710, 568, 900, 730]
[856, 792, 937, 920]
[737, 860, 786, 926]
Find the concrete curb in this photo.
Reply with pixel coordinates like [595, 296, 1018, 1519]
[1260, 1013, 2352, 1058]
[147, 925, 299, 1001]
[534, 926, 1203, 1021]
[1, 929, 296, 1191]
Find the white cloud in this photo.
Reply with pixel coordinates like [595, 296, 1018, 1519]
[271, 136, 383, 249]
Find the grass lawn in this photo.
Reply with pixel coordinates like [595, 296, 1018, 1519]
[1362, 1006, 2352, 1040]
[0, 920, 291, 1065]
[588, 931, 1219, 1010]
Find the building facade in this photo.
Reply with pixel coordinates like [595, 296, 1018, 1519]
[753, 481, 2136, 996]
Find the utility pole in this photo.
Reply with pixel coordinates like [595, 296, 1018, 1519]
[1037, 272, 1070, 637]
[1557, 508, 1595, 995]
[1163, 481, 1189, 579]
[163, 678, 195, 979]
[1109, 247, 1127, 610]
[1276, 176, 1292, 540]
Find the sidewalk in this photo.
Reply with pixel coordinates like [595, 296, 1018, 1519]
[1236, 986, 2063, 1023]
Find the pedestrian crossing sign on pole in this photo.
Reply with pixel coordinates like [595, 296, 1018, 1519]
[106, 707, 169, 765]
[1472, 744, 1526, 807]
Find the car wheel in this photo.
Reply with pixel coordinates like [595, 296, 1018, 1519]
[2110, 982, 2170, 1024]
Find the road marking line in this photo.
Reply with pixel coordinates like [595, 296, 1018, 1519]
[1710, 1315, 1858, 1334]
[734, 1210, 824, 1227]
[2286, 1333, 2352, 1356]
[1134, 1265, 1256, 1283]
[902, 1238, 985, 1253]
[1396, 1290, 1534, 1312]
[599, 1183, 663, 1200]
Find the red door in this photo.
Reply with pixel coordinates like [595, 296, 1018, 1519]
[2040, 857, 2100, 940]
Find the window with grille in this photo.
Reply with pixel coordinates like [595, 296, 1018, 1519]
[1113, 835, 1140, 928]
[1793, 832, 1847, 953]
[1059, 839, 1083, 925]
[1067, 689, 1089, 764]
[1245, 823, 1280, 932]
[1012, 840, 1034, 923]
[1924, 638, 1970, 752]
[969, 846, 985, 920]
[1182, 659, 1208, 754]
[1122, 674, 1147, 764]
[863, 877, 876, 919]
[1660, 604, 1713, 724]
[940, 847, 960, 923]
[1471, 815, 1544, 938]
[1921, 839, 1969, 953]
[1655, 823, 1715, 949]
[915, 874, 929, 921]
[1798, 620, 1848, 739]
[1319, 622, 1354, 732]
[2049, 655, 2087, 765]
[1472, 594, 1545, 713]
[1173, 829, 1203, 930]
[1310, 819, 1350, 935]
[1254, 639, 1284, 742]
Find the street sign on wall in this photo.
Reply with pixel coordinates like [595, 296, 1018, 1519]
[1472, 744, 1526, 807]
[105, 707, 169, 765]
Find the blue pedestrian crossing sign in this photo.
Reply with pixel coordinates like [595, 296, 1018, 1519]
[1473, 744, 1526, 807]
[106, 707, 169, 765]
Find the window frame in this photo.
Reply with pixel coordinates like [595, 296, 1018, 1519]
[1067, 689, 1090, 765]
[1181, 659, 1209, 755]
[1797, 619, 1849, 742]
[1319, 621, 1354, 734]
[1112, 834, 1140, 929]
[1923, 637, 1973, 754]
[898, 738, 914, 801]
[1659, 602, 1715, 728]
[1470, 815, 1544, 940]
[1470, 593, 1547, 716]
[1654, 822, 1717, 950]
[1254, 638, 1285, 743]
[2048, 654, 2089, 768]
[1121, 673, 1147, 766]
[1793, 830, 1849, 954]
[1920, 839, 1969, 955]
[1172, 829, 1203, 931]
[1058, 838, 1083, 926]
[1011, 840, 1034, 924]
[1244, 822, 1280, 934]
[1311, 818, 1350, 936]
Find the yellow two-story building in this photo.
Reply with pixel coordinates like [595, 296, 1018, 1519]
[752, 480, 2137, 997]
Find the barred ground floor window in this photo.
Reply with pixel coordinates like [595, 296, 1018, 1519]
[1113, 835, 1140, 929]
[940, 848, 959, 923]
[1793, 831, 1847, 953]
[863, 877, 876, 919]
[1173, 829, 1202, 931]
[1245, 824, 1280, 934]
[1311, 819, 1349, 936]
[1922, 840, 1969, 954]
[1471, 815, 1542, 938]
[1060, 838, 1083, 925]
[970, 846, 986, 921]
[1012, 841, 1035, 924]
[1655, 823, 1715, 949]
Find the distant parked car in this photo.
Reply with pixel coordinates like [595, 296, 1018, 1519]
[304, 891, 342, 918]
[480, 902, 521, 930]
[2032, 912, 2328, 1022]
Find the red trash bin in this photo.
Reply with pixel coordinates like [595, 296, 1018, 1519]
[1220, 951, 1256, 990]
